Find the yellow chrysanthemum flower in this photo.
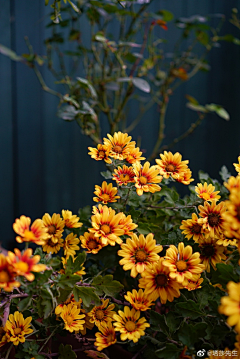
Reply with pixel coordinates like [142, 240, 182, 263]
[88, 299, 115, 328]
[195, 182, 221, 202]
[138, 257, 182, 303]
[219, 281, 240, 333]
[184, 274, 203, 291]
[88, 144, 112, 164]
[94, 322, 117, 351]
[0, 327, 8, 348]
[55, 294, 82, 316]
[124, 289, 154, 311]
[63, 233, 80, 258]
[42, 236, 64, 254]
[224, 176, 240, 192]
[198, 200, 226, 238]
[103, 131, 135, 160]
[175, 167, 194, 185]
[233, 156, 240, 174]
[80, 232, 105, 254]
[118, 233, 162, 278]
[60, 302, 85, 332]
[112, 165, 135, 186]
[7, 248, 46, 281]
[42, 213, 65, 244]
[180, 213, 205, 242]
[163, 242, 205, 286]
[155, 151, 189, 181]
[13, 215, 48, 245]
[4, 312, 33, 346]
[216, 234, 238, 247]
[62, 210, 83, 229]
[222, 191, 240, 240]
[89, 205, 125, 246]
[93, 181, 120, 204]
[118, 213, 138, 235]
[0, 254, 20, 292]
[133, 161, 162, 196]
[198, 236, 226, 272]
[113, 306, 150, 343]
[125, 146, 145, 164]
[77, 309, 94, 336]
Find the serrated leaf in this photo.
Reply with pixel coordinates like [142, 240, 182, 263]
[155, 343, 181, 359]
[100, 170, 112, 179]
[92, 275, 124, 296]
[219, 165, 231, 182]
[66, 252, 86, 274]
[149, 310, 169, 335]
[58, 274, 82, 289]
[18, 296, 32, 311]
[165, 312, 181, 333]
[132, 78, 151, 93]
[175, 300, 204, 319]
[73, 286, 101, 307]
[59, 343, 77, 359]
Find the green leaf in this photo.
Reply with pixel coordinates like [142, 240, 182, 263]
[57, 288, 73, 304]
[0, 44, 22, 61]
[186, 103, 207, 113]
[45, 0, 50, 5]
[156, 10, 174, 21]
[66, 252, 86, 274]
[149, 310, 169, 335]
[73, 286, 101, 307]
[205, 104, 230, 120]
[67, 0, 80, 13]
[155, 344, 181, 359]
[100, 170, 112, 179]
[63, 95, 80, 109]
[175, 300, 204, 319]
[58, 274, 82, 289]
[59, 343, 77, 359]
[219, 165, 231, 182]
[132, 78, 151, 93]
[210, 263, 238, 286]
[165, 312, 181, 333]
[185, 94, 199, 105]
[92, 275, 124, 296]
[77, 77, 98, 99]
[18, 296, 32, 311]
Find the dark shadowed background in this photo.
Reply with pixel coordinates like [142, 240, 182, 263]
[0, 0, 240, 248]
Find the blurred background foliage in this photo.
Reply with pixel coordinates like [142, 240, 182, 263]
[0, 0, 240, 248]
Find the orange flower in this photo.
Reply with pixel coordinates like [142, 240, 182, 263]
[94, 322, 117, 351]
[7, 248, 46, 281]
[112, 165, 135, 186]
[224, 176, 240, 192]
[93, 181, 120, 204]
[118, 213, 138, 235]
[103, 132, 135, 160]
[155, 151, 189, 181]
[88, 144, 112, 164]
[171, 67, 188, 81]
[80, 232, 105, 254]
[125, 147, 145, 164]
[175, 168, 194, 185]
[195, 182, 221, 202]
[89, 299, 115, 328]
[118, 233, 162, 278]
[198, 200, 226, 238]
[0, 254, 20, 292]
[42, 213, 65, 244]
[89, 205, 125, 246]
[60, 302, 85, 333]
[13, 215, 48, 245]
[163, 242, 205, 286]
[180, 213, 205, 242]
[184, 274, 203, 291]
[133, 161, 162, 196]
[62, 210, 83, 229]
[124, 289, 154, 311]
[198, 236, 226, 272]
[138, 258, 182, 303]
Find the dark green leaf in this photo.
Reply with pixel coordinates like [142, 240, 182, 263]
[100, 170, 112, 179]
[92, 274, 124, 296]
[219, 166, 231, 182]
[18, 296, 32, 311]
[165, 312, 181, 333]
[59, 343, 77, 359]
[149, 310, 169, 335]
[155, 343, 181, 359]
[77, 77, 98, 99]
[67, 0, 80, 13]
[175, 300, 204, 319]
[58, 274, 82, 289]
[66, 252, 86, 274]
[73, 285, 101, 307]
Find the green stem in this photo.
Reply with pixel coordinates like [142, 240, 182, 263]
[38, 326, 58, 353]
[114, 83, 133, 126]
[5, 344, 13, 359]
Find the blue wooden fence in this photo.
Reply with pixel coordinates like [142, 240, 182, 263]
[1, 0, 240, 248]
